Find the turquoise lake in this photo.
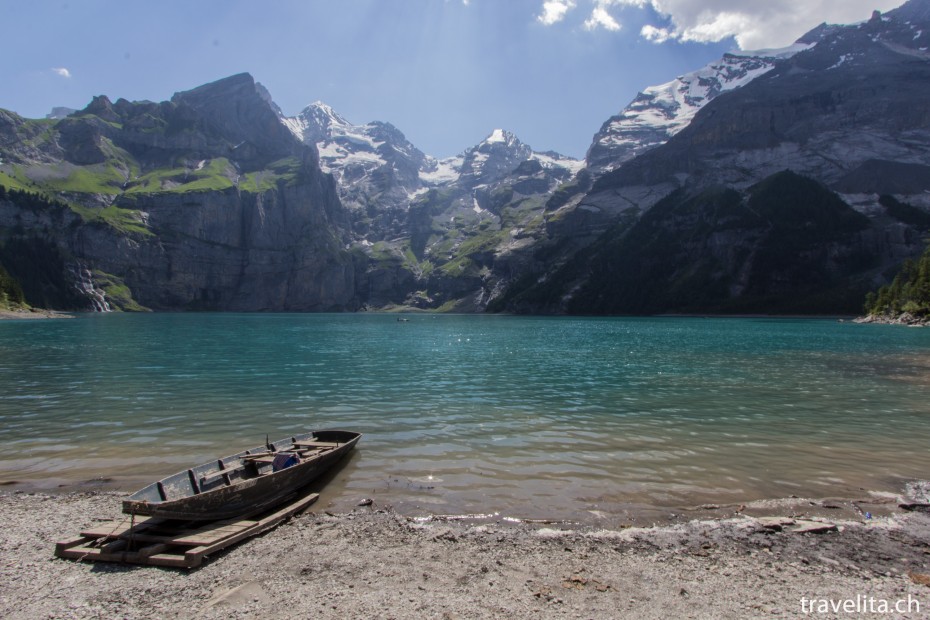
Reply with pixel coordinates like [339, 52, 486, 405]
[1, 313, 929, 523]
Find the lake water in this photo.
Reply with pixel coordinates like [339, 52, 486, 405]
[1, 313, 929, 524]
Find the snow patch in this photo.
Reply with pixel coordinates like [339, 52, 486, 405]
[828, 54, 853, 69]
[533, 152, 584, 175]
[280, 116, 306, 141]
[588, 41, 814, 173]
[421, 156, 462, 185]
[485, 128, 507, 144]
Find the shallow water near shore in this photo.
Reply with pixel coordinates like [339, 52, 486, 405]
[1, 313, 929, 523]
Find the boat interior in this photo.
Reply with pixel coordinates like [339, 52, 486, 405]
[130, 431, 352, 503]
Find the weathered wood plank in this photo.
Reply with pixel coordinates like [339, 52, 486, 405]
[56, 545, 103, 559]
[171, 524, 255, 546]
[54, 536, 90, 555]
[57, 543, 186, 567]
[242, 456, 276, 464]
[59, 546, 192, 569]
[55, 492, 319, 569]
[292, 441, 340, 448]
[212, 518, 259, 527]
[106, 531, 193, 545]
[79, 516, 162, 539]
[184, 493, 318, 564]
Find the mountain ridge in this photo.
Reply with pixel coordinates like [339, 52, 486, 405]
[495, 0, 930, 315]
[2, 0, 930, 315]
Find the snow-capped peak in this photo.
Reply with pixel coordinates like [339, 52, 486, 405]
[304, 101, 349, 126]
[281, 101, 436, 206]
[280, 101, 352, 143]
[585, 41, 815, 175]
[485, 128, 509, 144]
[474, 128, 524, 153]
[290, 101, 354, 142]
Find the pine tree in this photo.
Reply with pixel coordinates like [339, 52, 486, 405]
[0, 263, 26, 309]
[866, 245, 930, 317]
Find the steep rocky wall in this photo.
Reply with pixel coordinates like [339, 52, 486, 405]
[110, 178, 355, 311]
[0, 176, 359, 312]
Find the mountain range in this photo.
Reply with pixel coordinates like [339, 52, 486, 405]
[2, 0, 930, 315]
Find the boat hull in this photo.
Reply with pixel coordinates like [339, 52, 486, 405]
[122, 430, 360, 521]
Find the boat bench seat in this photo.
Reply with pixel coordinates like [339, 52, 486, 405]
[199, 467, 241, 483]
[242, 456, 277, 464]
[292, 441, 340, 448]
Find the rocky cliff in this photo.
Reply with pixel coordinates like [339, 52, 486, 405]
[0, 74, 358, 312]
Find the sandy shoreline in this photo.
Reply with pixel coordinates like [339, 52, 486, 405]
[2, 486, 929, 619]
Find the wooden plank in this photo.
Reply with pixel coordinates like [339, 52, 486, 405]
[242, 456, 276, 464]
[212, 518, 259, 527]
[62, 546, 193, 569]
[172, 524, 255, 547]
[57, 545, 106, 560]
[199, 469, 238, 483]
[292, 441, 339, 448]
[106, 531, 195, 545]
[55, 536, 90, 555]
[146, 553, 198, 569]
[55, 492, 318, 569]
[80, 516, 162, 539]
[184, 493, 318, 564]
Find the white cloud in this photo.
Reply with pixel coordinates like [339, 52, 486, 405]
[641, 24, 673, 43]
[537, 0, 576, 26]
[52, 67, 71, 79]
[626, 0, 905, 49]
[539, 0, 623, 31]
[584, 5, 622, 31]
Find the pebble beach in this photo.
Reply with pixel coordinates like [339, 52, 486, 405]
[2, 485, 930, 619]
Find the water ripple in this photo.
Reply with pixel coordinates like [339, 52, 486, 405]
[0, 314, 929, 520]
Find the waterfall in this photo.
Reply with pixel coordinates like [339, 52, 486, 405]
[69, 263, 111, 312]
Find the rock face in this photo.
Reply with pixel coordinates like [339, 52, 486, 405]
[110, 183, 354, 312]
[0, 74, 358, 311]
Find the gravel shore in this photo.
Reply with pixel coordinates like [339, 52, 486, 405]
[3, 486, 930, 619]
[0, 309, 74, 320]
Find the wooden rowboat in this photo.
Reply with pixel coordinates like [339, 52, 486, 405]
[122, 430, 361, 521]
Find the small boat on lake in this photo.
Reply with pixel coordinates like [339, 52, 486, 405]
[122, 430, 361, 521]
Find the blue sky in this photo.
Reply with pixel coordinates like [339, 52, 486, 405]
[0, 0, 900, 159]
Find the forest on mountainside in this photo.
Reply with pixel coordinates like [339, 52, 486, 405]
[865, 243, 930, 318]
